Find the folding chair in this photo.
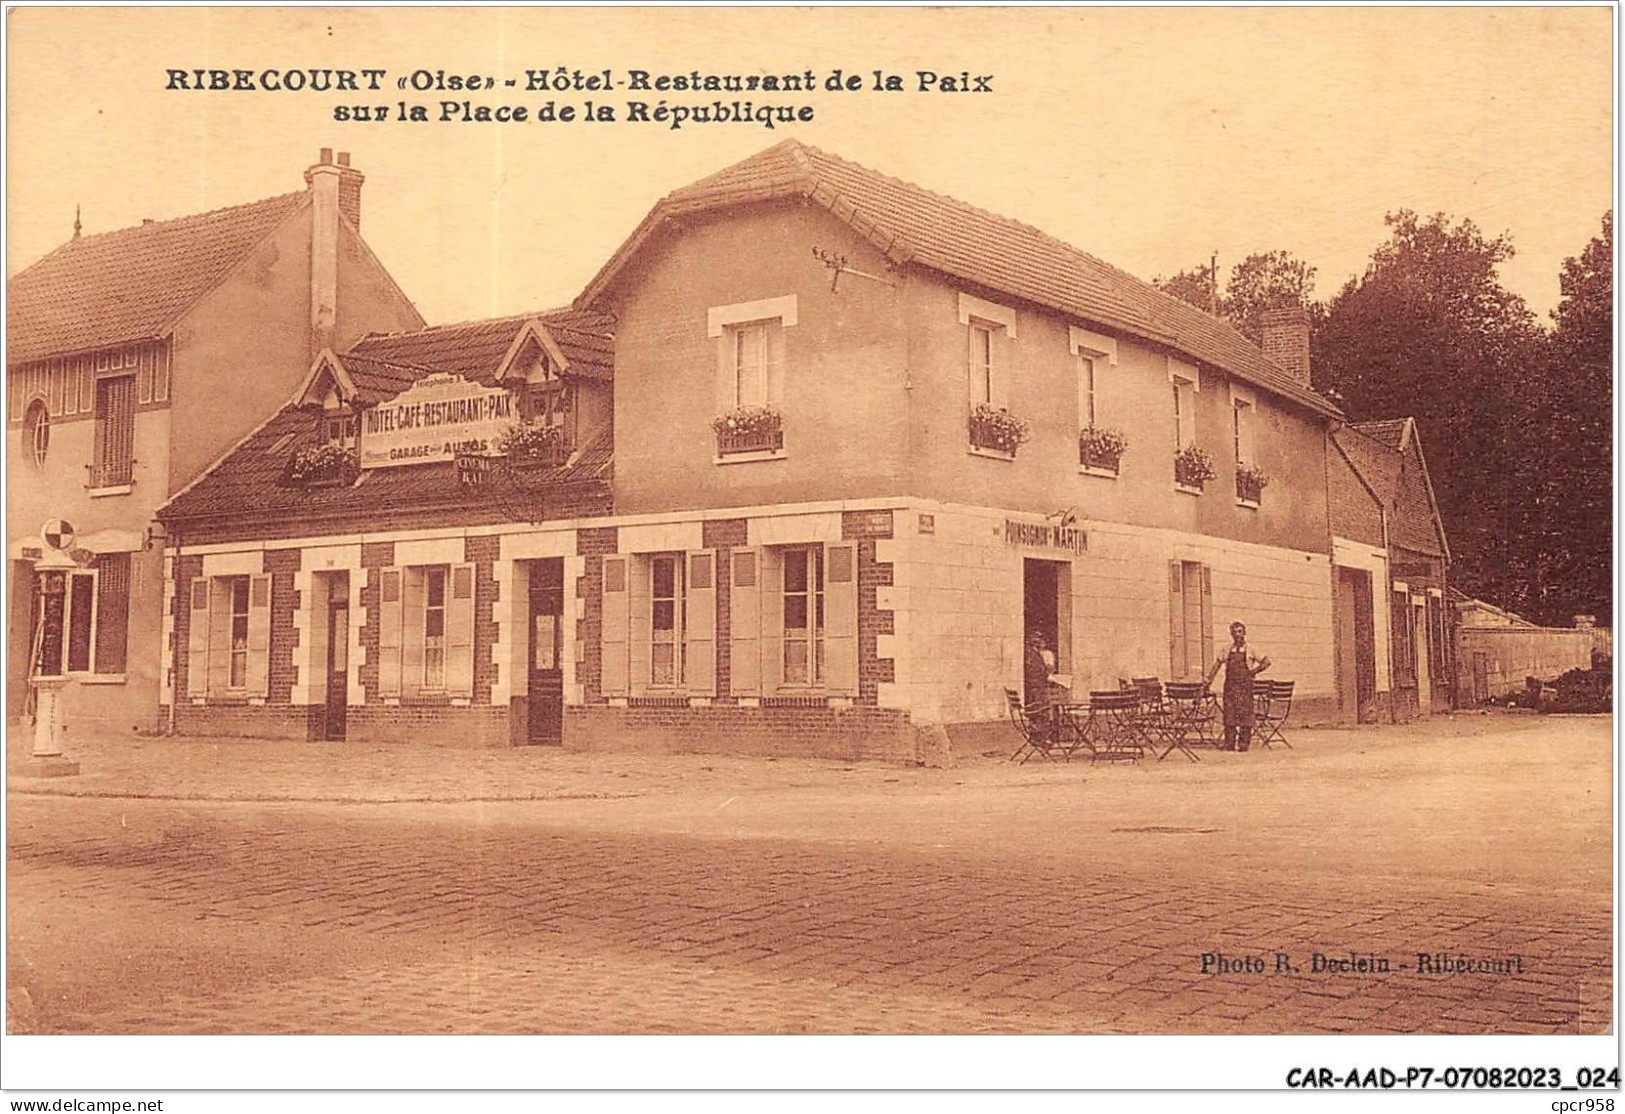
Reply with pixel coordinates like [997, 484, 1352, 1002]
[1006, 688, 1065, 763]
[1255, 680, 1294, 749]
[1159, 681, 1217, 762]
[1072, 690, 1146, 763]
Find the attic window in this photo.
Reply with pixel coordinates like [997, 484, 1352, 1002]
[324, 415, 359, 450]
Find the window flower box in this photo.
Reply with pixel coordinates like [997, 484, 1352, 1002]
[1173, 444, 1217, 491]
[1078, 426, 1128, 473]
[968, 404, 1029, 457]
[712, 406, 784, 455]
[498, 421, 572, 468]
[1236, 464, 1269, 504]
[284, 444, 359, 488]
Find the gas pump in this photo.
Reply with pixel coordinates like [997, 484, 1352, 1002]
[18, 520, 81, 777]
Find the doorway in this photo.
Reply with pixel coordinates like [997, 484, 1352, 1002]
[527, 558, 565, 745]
[1023, 558, 1071, 702]
[1335, 567, 1378, 723]
[323, 586, 350, 741]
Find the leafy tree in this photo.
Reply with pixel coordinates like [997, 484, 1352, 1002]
[1226, 251, 1316, 341]
[1312, 211, 1542, 612]
[1524, 211, 1612, 625]
[1153, 263, 1222, 315]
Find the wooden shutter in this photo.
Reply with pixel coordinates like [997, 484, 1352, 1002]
[93, 375, 136, 485]
[1199, 564, 1215, 673]
[628, 556, 652, 694]
[765, 320, 786, 409]
[823, 543, 859, 695]
[729, 548, 760, 695]
[685, 551, 717, 695]
[94, 553, 130, 674]
[207, 579, 232, 695]
[246, 574, 271, 698]
[377, 568, 403, 697]
[446, 563, 476, 698]
[401, 568, 426, 696]
[600, 556, 629, 697]
[1167, 561, 1186, 680]
[187, 578, 210, 699]
[759, 547, 785, 695]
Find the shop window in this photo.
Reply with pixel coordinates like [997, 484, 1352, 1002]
[24, 400, 49, 468]
[376, 564, 475, 700]
[92, 374, 136, 487]
[781, 546, 825, 686]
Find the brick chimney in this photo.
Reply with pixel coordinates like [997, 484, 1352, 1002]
[304, 149, 342, 355]
[1259, 306, 1311, 387]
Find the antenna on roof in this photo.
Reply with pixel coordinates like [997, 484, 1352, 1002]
[1209, 250, 1218, 316]
[812, 246, 896, 293]
[72, 205, 81, 240]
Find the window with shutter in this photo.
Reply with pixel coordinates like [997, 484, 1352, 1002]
[446, 563, 476, 698]
[94, 553, 130, 673]
[729, 548, 760, 695]
[823, 543, 859, 695]
[247, 574, 271, 697]
[92, 374, 136, 487]
[600, 556, 630, 697]
[187, 578, 210, 699]
[685, 551, 716, 695]
[377, 568, 403, 697]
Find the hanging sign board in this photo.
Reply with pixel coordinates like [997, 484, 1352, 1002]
[360, 374, 516, 468]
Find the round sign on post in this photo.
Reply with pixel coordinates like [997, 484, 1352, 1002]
[42, 519, 76, 551]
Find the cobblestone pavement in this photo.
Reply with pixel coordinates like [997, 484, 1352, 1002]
[5, 715, 1613, 1035]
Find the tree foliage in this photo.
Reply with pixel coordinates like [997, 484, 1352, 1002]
[1154, 251, 1316, 341]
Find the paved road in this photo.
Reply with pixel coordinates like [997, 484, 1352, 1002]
[7, 716, 1611, 1035]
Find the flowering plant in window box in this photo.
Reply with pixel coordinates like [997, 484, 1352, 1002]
[1173, 444, 1217, 490]
[1235, 464, 1270, 503]
[497, 421, 571, 467]
[1078, 426, 1128, 472]
[284, 443, 359, 487]
[968, 404, 1029, 456]
[711, 406, 784, 455]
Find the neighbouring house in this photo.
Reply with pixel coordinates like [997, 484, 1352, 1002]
[1453, 592, 1599, 704]
[154, 140, 1358, 760]
[7, 149, 423, 736]
[1327, 417, 1452, 720]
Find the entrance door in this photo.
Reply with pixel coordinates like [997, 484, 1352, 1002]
[527, 559, 565, 745]
[1023, 559, 1072, 703]
[324, 595, 349, 741]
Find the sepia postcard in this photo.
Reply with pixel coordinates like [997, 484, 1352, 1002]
[2, 4, 1616, 1102]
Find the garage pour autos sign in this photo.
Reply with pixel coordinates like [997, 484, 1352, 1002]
[360, 374, 515, 468]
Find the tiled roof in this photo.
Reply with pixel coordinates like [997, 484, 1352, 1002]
[1351, 418, 1408, 451]
[159, 407, 613, 528]
[1332, 422, 1448, 559]
[7, 192, 307, 364]
[578, 140, 1339, 418]
[348, 307, 614, 383]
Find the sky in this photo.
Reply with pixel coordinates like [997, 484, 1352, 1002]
[6, 7, 1614, 327]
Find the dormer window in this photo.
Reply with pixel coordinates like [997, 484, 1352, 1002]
[324, 413, 359, 449]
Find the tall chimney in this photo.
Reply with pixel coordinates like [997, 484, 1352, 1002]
[304, 149, 341, 355]
[1259, 306, 1311, 386]
[333, 151, 364, 230]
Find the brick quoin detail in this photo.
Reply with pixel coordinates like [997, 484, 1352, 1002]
[264, 548, 302, 706]
[701, 518, 748, 549]
[576, 527, 618, 703]
[855, 539, 895, 705]
[361, 541, 395, 569]
[170, 554, 204, 703]
[360, 567, 381, 701]
[466, 535, 500, 703]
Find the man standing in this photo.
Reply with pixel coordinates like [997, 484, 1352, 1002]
[1206, 621, 1270, 751]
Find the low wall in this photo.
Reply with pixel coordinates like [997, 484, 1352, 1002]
[1456, 627, 1594, 704]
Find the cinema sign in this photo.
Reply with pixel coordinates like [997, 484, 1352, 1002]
[360, 374, 516, 468]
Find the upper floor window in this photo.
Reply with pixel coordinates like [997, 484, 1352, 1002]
[92, 373, 136, 488]
[24, 401, 49, 468]
[325, 413, 359, 450]
[968, 322, 996, 407]
[1232, 392, 1256, 467]
[1172, 373, 1197, 449]
[708, 295, 796, 460]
